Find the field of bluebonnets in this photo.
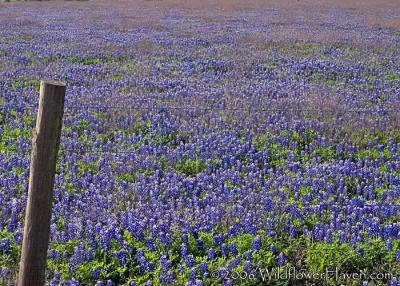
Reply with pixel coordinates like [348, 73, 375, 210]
[1, 1, 400, 285]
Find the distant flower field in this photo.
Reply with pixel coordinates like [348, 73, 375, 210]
[0, 1, 400, 285]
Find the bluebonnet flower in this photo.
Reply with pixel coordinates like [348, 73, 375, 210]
[49, 272, 61, 286]
[229, 243, 237, 255]
[148, 262, 156, 272]
[213, 234, 223, 246]
[396, 250, 400, 261]
[221, 243, 228, 256]
[181, 244, 188, 258]
[289, 226, 297, 238]
[139, 263, 147, 275]
[228, 254, 242, 270]
[166, 270, 174, 284]
[277, 253, 286, 266]
[222, 280, 233, 286]
[186, 255, 195, 268]
[160, 255, 172, 272]
[199, 261, 208, 276]
[208, 248, 216, 260]
[113, 249, 129, 266]
[253, 236, 261, 251]
[189, 267, 197, 281]
[64, 280, 81, 286]
[245, 251, 252, 261]
[385, 240, 392, 251]
[159, 273, 166, 284]
[182, 234, 189, 244]
[1, 238, 10, 252]
[244, 261, 252, 273]
[197, 239, 204, 250]
[146, 237, 156, 252]
[92, 267, 100, 279]
[48, 249, 62, 260]
[13, 231, 22, 245]
[0, 268, 11, 282]
[217, 267, 229, 279]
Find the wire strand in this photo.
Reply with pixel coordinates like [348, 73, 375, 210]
[6, 103, 399, 113]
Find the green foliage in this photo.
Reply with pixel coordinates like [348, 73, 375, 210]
[314, 146, 338, 161]
[76, 119, 90, 142]
[66, 55, 130, 65]
[119, 85, 132, 93]
[0, 225, 398, 286]
[355, 146, 391, 161]
[116, 172, 136, 183]
[386, 72, 399, 81]
[306, 243, 354, 272]
[175, 157, 207, 176]
[224, 180, 236, 190]
[2, 34, 33, 43]
[0, 229, 19, 260]
[0, 117, 32, 152]
[263, 60, 278, 69]
[11, 77, 40, 91]
[304, 240, 395, 285]
[108, 73, 124, 81]
[77, 161, 99, 177]
[254, 129, 318, 168]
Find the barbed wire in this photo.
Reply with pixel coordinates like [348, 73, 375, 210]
[0, 147, 137, 156]
[4, 103, 399, 113]
[1, 100, 398, 156]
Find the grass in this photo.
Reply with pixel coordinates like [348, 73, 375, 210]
[10, 77, 40, 91]
[65, 55, 130, 65]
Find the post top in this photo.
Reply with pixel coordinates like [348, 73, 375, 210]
[41, 80, 66, 87]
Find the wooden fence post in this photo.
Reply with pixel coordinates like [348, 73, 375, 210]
[18, 80, 66, 286]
